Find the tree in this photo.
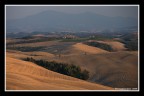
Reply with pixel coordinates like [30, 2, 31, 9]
[81, 69, 89, 80]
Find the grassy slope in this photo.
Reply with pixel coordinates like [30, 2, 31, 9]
[6, 55, 112, 90]
[53, 51, 138, 88]
[95, 40, 127, 51]
[6, 41, 138, 89]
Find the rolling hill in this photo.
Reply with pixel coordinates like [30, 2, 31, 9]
[72, 43, 108, 54]
[52, 51, 138, 88]
[6, 44, 138, 89]
[6, 38, 138, 89]
[6, 55, 112, 90]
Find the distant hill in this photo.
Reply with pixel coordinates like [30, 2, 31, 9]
[6, 10, 138, 33]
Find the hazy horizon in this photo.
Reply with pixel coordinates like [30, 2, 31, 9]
[6, 5, 138, 20]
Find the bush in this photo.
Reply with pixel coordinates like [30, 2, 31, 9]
[23, 57, 89, 80]
[81, 69, 89, 80]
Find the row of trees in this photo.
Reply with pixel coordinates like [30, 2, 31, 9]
[23, 57, 89, 80]
[85, 42, 113, 52]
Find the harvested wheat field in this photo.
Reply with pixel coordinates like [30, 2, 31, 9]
[6, 56, 113, 90]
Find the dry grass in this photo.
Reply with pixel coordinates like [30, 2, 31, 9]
[6, 50, 54, 59]
[6, 41, 138, 89]
[6, 55, 113, 90]
[72, 43, 108, 54]
[96, 40, 127, 51]
[52, 51, 138, 88]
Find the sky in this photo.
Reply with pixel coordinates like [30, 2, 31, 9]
[6, 5, 138, 20]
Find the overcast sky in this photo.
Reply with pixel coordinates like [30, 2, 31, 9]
[6, 5, 138, 20]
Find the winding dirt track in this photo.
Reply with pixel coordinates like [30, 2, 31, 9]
[6, 56, 112, 90]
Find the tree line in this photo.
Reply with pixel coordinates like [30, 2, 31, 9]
[23, 57, 89, 80]
[85, 42, 113, 52]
